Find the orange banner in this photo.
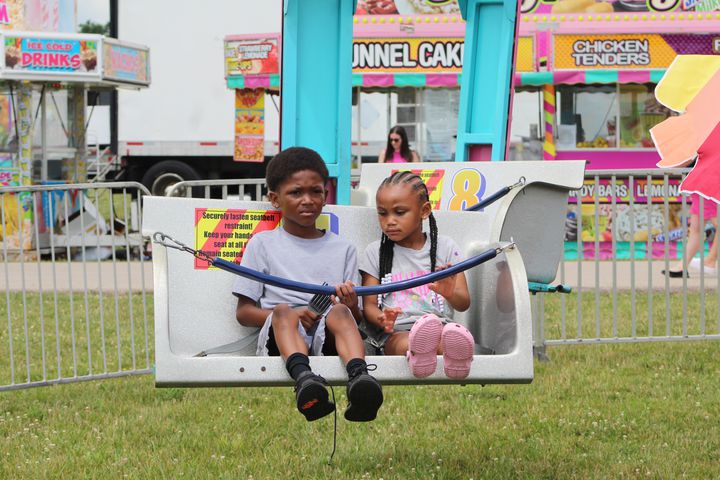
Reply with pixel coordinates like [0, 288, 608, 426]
[194, 209, 340, 269]
[517, 36, 534, 73]
[194, 208, 282, 269]
[234, 89, 265, 162]
[392, 169, 445, 209]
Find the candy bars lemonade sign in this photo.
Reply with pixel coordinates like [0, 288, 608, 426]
[194, 209, 339, 270]
[3, 34, 99, 74]
[568, 178, 683, 203]
[392, 169, 445, 209]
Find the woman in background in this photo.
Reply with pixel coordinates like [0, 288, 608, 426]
[378, 126, 420, 163]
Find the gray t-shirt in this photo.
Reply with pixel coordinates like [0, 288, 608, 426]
[232, 227, 360, 309]
[360, 234, 465, 327]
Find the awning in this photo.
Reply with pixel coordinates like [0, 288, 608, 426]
[515, 70, 667, 87]
[229, 70, 670, 91]
[227, 73, 461, 90]
[353, 73, 460, 88]
[227, 74, 280, 89]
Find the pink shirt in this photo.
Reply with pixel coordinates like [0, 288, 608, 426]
[386, 150, 406, 163]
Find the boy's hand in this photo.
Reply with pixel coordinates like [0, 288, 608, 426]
[297, 308, 320, 331]
[429, 263, 457, 300]
[378, 307, 402, 333]
[332, 281, 358, 309]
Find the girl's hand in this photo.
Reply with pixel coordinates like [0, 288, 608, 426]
[297, 308, 320, 331]
[429, 263, 458, 300]
[378, 307, 402, 333]
[333, 281, 359, 310]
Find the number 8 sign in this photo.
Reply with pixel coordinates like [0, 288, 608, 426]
[448, 169, 486, 211]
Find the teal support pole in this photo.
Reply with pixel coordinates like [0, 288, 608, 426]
[280, 0, 357, 204]
[456, 0, 519, 162]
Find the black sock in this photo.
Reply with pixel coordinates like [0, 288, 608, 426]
[346, 358, 367, 378]
[286, 352, 311, 381]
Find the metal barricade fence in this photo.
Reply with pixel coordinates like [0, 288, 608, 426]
[163, 174, 720, 352]
[166, 176, 363, 200]
[167, 179, 266, 200]
[3, 174, 718, 392]
[0, 182, 152, 391]
[536, 169, 720, 353]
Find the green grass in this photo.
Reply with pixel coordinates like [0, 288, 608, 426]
[1, 294, 719, 479]
[0, 293, 151, 386]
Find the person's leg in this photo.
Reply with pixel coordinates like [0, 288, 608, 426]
[671, 213, 701, 272]
[324, 304, 383, 422]
[271, 304, 308, 358]
[704, 218, 718, 266]
[272, 304, 335, 422]
[383, 332, 409, 355]
[323, 304, 365, 363]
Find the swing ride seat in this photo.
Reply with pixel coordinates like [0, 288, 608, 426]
[143, 197, 535, 386]
[352, 160, 587, 285]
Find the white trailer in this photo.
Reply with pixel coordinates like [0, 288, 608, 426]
[115, 0, 475, 195]
[116, 0, 283, 195]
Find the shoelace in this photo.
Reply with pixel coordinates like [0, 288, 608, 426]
[348, 363, 378, 380]
[327, 384, 337, 465]
[327, 364, 378, 464]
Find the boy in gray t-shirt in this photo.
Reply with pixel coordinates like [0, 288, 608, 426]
[233, 227, 360, 356]
[233, 147, 382, 423]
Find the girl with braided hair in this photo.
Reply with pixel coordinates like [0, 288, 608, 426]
[359, 171, 475, 379]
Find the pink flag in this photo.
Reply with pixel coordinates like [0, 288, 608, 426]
[681, 121, 720, 205]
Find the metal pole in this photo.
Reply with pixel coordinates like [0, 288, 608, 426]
[41, 90, 48, 183]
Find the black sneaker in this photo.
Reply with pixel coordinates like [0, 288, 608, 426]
[294, 371, 335, 422]
[662, 269, 688, 278]
[345, 372, 383, 422]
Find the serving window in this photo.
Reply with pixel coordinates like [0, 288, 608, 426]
[508, 88, 543, 161]
[555, 83, 672, 150]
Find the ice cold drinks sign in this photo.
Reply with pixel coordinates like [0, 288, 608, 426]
[4, 36, 98, 74]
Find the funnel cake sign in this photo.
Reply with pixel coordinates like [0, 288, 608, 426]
[1, 33, 102, 80]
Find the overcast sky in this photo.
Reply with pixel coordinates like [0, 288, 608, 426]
[77, 0, 109, 24]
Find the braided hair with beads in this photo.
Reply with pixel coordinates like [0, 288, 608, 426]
[377, 171, 439, 282]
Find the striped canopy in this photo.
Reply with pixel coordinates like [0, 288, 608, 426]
[227, 70, 669, 90]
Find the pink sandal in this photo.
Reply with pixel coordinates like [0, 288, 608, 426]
[441, 323, 474, 379]
[406, 314, 443, 378]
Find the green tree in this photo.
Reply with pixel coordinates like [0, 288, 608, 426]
[79, 20, 110, 35]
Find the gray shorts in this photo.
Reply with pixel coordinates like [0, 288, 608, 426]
[256, 312, 328, 356]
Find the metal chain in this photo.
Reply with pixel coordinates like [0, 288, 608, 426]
[152, 232, 214, 264]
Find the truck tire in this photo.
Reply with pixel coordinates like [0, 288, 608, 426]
[141, 160, 201, 196]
